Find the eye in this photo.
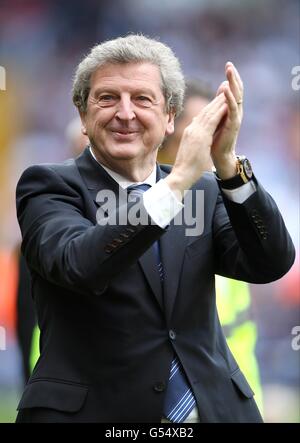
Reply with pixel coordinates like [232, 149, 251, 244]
[134, 96, 153, 107]
[100, 95, 114, 101]
[97, 95, 118, 107]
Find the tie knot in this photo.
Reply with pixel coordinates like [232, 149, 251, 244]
[127, 184, 151, 201]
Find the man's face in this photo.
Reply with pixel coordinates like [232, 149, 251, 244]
[80, 62, 174, 169]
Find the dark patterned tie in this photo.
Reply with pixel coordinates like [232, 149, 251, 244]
[127, 184, 196, 422]
[127, 184, 164, 282]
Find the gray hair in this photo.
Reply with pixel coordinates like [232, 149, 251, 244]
[72, 34, 185, 116]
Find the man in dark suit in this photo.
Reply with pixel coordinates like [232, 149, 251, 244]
[15, 35, 295, 423]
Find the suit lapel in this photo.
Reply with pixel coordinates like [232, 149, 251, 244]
[160, 222, 187, 323]
[76, 147, 121, 197]
[136, 164, 168, 311]
[158, 167, 188, 322]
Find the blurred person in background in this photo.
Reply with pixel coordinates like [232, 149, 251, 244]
[15, 249, 35, 384]
[158, 80, 264, 414]
[15, 35, 295, 423]
[65, 116, 90, 158]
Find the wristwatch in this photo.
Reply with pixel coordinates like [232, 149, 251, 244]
[215, 156, 253, 190]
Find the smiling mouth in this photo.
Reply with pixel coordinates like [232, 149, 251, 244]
[112, 130, 138, 135]
[111, 131, 139, 140]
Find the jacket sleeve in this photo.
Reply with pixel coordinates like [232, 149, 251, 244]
[213, 176, 295, 283]
[16, 165, 164, 295]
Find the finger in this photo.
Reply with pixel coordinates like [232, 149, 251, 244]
[193, 94, 227, 131]
[194, 92, 225, 120]
[227, 62, 243, 91]
[213, 102, 228, 127]
[216, 81, 228, 97]
[226, 66, 241, 103]
[226, 62, 243, 97]
[213, 91, 226, 106]
[223, 84, 239, 116]
[225, 61, 243, 88]
[211, 91, 226, 102]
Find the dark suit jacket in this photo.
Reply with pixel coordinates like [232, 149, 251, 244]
[15, 147, 295, 423]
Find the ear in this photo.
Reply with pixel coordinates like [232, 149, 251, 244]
[165, 111, 175, 136]
[79, 111, 87, 135]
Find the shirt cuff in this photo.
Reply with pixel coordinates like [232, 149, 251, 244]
[143, 179, 184, 228]
[221, 180, 257, 204]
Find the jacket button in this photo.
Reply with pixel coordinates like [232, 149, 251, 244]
[126, 227, 136, 234]
[169, 330, 176, 340]
[111, 239, 123, 247]
[154, 382, 166, 392]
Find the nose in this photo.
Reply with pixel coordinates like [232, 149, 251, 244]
[115, 95, 136, 121]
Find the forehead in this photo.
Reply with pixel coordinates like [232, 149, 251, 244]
[89, 62, 163, 94]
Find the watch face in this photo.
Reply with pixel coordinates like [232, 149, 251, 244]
[243, 159, 253, 179]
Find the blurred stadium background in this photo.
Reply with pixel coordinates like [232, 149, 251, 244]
[0, 0, 299, 423]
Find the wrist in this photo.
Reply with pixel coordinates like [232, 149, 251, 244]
[213, 154, 237, 180]
[165, 170, 193, 200]
[214, 155, 253, 190]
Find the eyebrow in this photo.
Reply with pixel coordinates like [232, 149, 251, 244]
[92, 87, 158, 98]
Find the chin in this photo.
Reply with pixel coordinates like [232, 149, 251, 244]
[109, 143, 143, 159]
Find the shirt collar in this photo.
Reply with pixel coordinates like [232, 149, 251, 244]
[89, 146, 156, 189]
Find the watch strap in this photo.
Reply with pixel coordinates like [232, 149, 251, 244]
[215, 156, 252, 190]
